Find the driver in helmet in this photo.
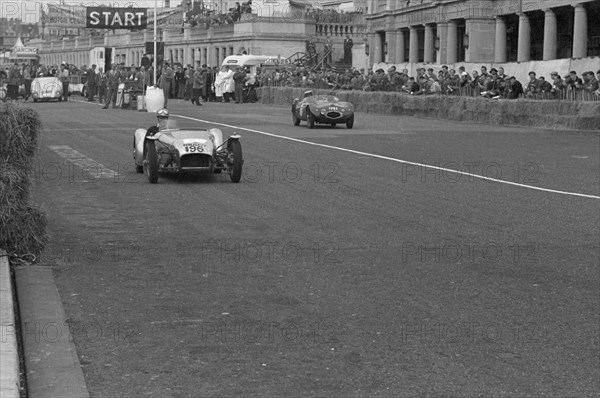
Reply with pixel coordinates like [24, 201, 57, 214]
[146, 108, 170, 136]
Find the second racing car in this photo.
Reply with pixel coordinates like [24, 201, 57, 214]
[292, 91, 354, 129]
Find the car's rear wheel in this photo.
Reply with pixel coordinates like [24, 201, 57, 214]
[346, 115, 354, 129]
[292, 109, 300, 126]
[228, 140, 243, 183]
[307, 111, 315, 129]
[144, 140, 159, 183]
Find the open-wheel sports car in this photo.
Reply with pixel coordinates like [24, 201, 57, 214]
[292, 91, 354, 129]
[133, 119, 243, 184]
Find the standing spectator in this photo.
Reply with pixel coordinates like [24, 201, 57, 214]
[223, 66, 235, 102]
[200, 65, 208, 102]
[7, 63, 21, 100]
[582, 71, 599, 95]
[506, 76, 523, 99]
[59, 63, 69, 102]
[205, 65, 215, 102]
[568, 70, 583, 89]
[480, 65, 489, 78]
[97, 67, 107, 103]
[23, 65, 32, 101]
[524, 71, 540, 98]
[103, 64, 120, 109]
[539, 77, 553, 97]
[141, 53, 151, 69]
[191, 66, 203, 105]
[445, 69, 460, 94]
[158, 62, 174, 108]
[497, 67, 507, 81]
[175, 65, 185, 99]
[343, 35, 353, 63]
[184, 66, 193, 101]
[232, 66, 247, 103]
[135, 66, 146, 93]
[86, 64, 97, 101]
[215, 66, 227, 101]
[324, 35, 333, 65]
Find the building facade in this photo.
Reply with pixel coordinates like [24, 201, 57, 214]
[31, 15, 366, 70]
[364, 0, 600, 65]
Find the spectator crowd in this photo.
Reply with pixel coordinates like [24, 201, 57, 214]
[184, 1, 252, 29]
[2, 61, 599, 104]
[254, 65, 600, 101]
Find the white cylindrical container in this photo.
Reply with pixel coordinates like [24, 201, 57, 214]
[145, 87, 165, 113]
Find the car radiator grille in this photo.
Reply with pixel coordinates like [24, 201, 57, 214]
[327, 111, 342, 118]
[181, 154, 212, 168]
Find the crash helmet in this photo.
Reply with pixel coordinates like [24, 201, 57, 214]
[157, 108, 169, 119]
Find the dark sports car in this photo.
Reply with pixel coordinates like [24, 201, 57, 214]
[292, 92, 354, 129]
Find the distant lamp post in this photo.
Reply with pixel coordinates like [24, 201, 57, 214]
[463, 33, 469, 49]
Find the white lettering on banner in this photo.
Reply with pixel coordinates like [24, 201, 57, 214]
[85, 7, 147, 29]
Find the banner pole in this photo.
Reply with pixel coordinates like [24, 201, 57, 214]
[153, 0, 157, 86]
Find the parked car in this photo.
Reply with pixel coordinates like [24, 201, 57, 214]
[31, 77, 63, 102]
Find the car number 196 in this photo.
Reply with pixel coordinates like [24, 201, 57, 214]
[184, 143, 204, 153]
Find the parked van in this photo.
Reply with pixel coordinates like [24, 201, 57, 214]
[221, 54, 289, 84]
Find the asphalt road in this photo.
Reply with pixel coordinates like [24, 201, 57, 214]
[28, 97, 599, 397]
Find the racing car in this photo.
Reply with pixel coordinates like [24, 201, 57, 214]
[133, 119, 243, 184]
[292, 91, 354, 129]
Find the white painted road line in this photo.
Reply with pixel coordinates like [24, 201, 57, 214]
[47, 145, 120, 179]
[174, 114, 600, 200]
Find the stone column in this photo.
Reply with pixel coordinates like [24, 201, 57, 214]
[517, 13, 531, 62]
[386, 30, 397, 63]
[572, 3, 588, 58]
[409, 26, 419, 63]
[495, 17, 507, 63]
[397, 29, 406, 63]
[446, 20, 458, 64]
[543, 9, 557, 60]
[424, 24, 435, 63]
[437, 22, 447, 64]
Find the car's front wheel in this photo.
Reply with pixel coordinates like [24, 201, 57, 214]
[228, 140, 243, 183]
[144, 140, 159, 183]
[292, 109, 300, 126]
[346, 115, 354, 129]
[307, 111, 315, 129]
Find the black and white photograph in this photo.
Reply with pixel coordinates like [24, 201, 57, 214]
[1, 0, 599, 397]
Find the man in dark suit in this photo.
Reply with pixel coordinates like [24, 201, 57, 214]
[343, 35, 353, 63]
[103, 64, 121, 109]
[86, 64, 97, 101]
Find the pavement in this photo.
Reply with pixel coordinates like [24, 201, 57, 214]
[1, 97, 599, 397]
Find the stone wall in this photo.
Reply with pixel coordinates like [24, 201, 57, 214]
[257, 86, 600, 130]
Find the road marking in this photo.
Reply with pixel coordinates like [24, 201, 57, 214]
[174, 114, 600, 200]
[47, 145, 120, 179]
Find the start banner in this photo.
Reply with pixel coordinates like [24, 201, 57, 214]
[42, 5, 183, 28]
[86, 7, 148, 29]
